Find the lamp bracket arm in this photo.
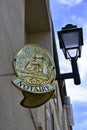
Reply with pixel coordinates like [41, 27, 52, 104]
[56, 72, 73, 80]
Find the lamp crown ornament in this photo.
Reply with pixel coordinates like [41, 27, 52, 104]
[62, 24, 77, 30]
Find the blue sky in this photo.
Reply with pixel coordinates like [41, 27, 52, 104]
[50, 0, 87, 130]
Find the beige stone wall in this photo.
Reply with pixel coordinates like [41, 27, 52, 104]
[26, 32, 53, 55]
[0, 0, 36, 130]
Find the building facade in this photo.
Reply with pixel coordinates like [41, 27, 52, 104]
[0, 0, 74, 130]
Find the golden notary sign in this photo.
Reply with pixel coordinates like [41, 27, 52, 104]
[12, 44, 56, 108]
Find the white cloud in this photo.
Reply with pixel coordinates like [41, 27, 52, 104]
[74, 120, 87, 130]
[66, 81, 87, 102]
[78, 42, 87, 79]
[58, 0, 83, 6]
[71, 16, 84, 25]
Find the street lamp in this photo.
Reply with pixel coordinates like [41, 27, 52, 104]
[56, 24, 83, 85]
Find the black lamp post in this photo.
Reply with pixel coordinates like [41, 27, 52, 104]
[56, 24, 83, 85]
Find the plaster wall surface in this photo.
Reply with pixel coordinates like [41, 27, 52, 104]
[0, 1, 36, 130]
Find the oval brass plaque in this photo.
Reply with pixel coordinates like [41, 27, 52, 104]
[12, 44, 56, 108]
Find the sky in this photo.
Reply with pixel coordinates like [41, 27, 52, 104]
[50, 0, 87, 130]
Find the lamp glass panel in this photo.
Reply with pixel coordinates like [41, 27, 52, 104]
[66, 49, 79, 58]
[61, 31, 79, 49]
